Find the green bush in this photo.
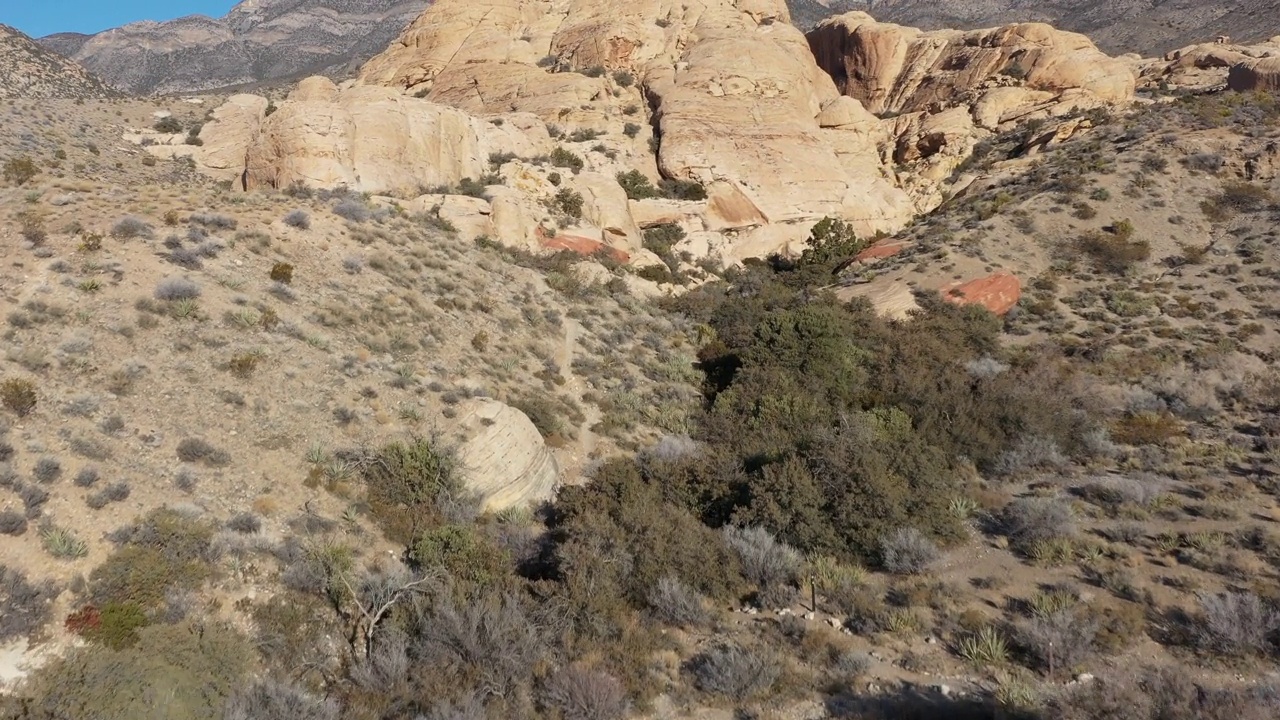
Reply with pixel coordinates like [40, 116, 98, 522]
[410, 525, 511, 593]
[642, 223, 686, 256]
[551, 147, 584, 172]
[554, 188, 585, 219]
[88, 601, 150, 649]
[89, 509, 215, 608]
[23, 620, 250, 720]
[617, 169, 658, 200]
[362, 437, 464, 543]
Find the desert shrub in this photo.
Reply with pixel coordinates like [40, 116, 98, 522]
[552, 459, 744, 604]
[154, 277, 201, 300]
[992, 435, 1068, 477]
[623, 122, 641, 138]
[616, 169, 658, 200]
[690, 643, 781, 701]
[1204, 181, 1274, 218]
[409, 593, 547, 703]
[189, 212, 235, 230]
[642, 223, 686, 257]
[86, 482, 131, 509]
[223, 678, 340, 720]
[555, 188, 585, 218]
[542, 666, 627, 720]
[1183, 152, 1225, 173]
[88, 601, 150, 648]
[17, 210, 46, 245]
[611, 70, 634, 87]
[880, 527, 940, 574]
[1000, 497, 1075, 554]
[226, 512, 261, 534]
[153, 116, 182, 133]
[19, 483, 50, 518]
[1192, 591, 1280, 657]
[3, 155, 38, 185]
[283, 209, 311, 229]
[409, 524, 511, 593]
[73, 466, 98, 486]
[90, 508, 215, 608]
[22, 620, 250, 719]
[269, 262, 294, 284]
[33, 457, 61, 484]
[1077, 228, 1150, 273]
[1049, 666, 1280, 720]
[1, 378, 38, 416]
[1112, 412, 1181, 445]
[723, 525, 801, 588]
[333, 198, 371, 223]
[176, 437, 231, 466]
[1019, 609, 1100, 675]
[0, 564, 58, 642]
[0, 509, 27, 536]
[111, 216, 153, 239]
[361, 437, 467, 543]
[551, 147, 585, 172]
[166, 245, 203, 269]
[796, 217, 865, 268]
[658, 178, 707, 201]
[648, 575, 710, 628]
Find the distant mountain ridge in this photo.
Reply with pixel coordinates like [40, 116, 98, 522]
[37, 0, 430, 95]
[0, 24, 117, 99]
[787, 0, 1280, 56]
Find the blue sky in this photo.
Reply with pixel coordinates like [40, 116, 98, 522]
[3, 0, 238, 38]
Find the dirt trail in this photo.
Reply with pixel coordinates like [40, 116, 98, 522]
[558, 318, 600, 481]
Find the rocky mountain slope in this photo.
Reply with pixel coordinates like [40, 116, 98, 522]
[37, 0, 429, 95]
[0, 25, 116, 99]
[793, 0, 1280, 56]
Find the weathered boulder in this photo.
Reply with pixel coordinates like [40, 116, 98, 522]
[453, 398, 560, 511]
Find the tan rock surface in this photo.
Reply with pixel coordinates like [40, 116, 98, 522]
[454, 398, 561, 512]
[807, 13, 1135, 115]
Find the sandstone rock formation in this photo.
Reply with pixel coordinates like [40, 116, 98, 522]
[453, 398, 561, 511]
[0, 24, 117, 99]
[38, 0, 430, 95]
[807, 14, 1134, 115]
[189, 1, 1140, 265]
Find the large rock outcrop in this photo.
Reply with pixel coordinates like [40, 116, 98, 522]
[806, 13, 1135, 115]
[240, 77, 552, 194]
[1228, 57, 1280, 92]
[190, 1, 1139, 264]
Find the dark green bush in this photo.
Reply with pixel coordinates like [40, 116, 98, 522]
[90, 509, 215, 608]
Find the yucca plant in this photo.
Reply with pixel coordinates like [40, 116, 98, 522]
[41, 524, 88, 559]
[956, 626, 1009, 667]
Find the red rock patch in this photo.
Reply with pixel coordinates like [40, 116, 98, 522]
[854, 240, 911, 263]
[537, 228, 630, 263]
[941, 272, 1021, 315]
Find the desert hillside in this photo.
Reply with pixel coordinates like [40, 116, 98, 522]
[37, 0, 429, 95]
[2, 0, 1280, 719]
[0, 25, 116, 99]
